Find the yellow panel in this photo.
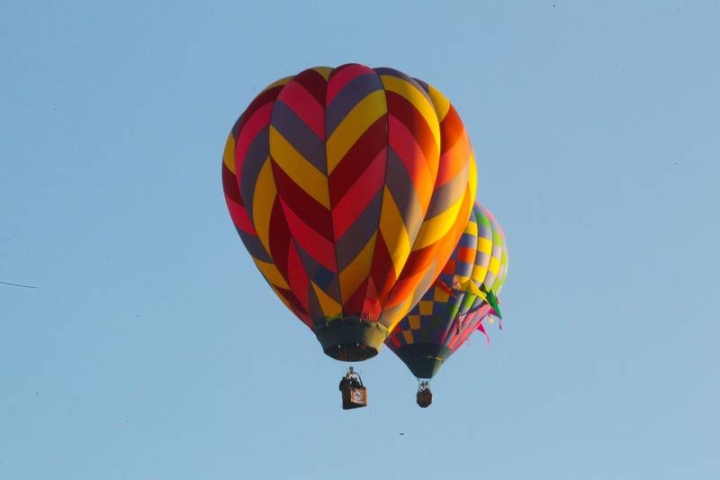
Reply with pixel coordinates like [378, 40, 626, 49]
[380, 75, 441, 150]
[402, 330, 414, 345]
[252, 159, 277, 255]
[477, 238, 493, 254]
[433, 288, 450, 302]
[378, 187, 411, 277]
[409, 315, 421, 330]
[261, 76, 292, 94]
[488, 257, 501, 275]
[312, 281, 342, 318]
[312, 66, 333, 80]
[463, 280, 487, 301]
[269, 126, 330, 209]
[255, 259, 290, 290]
[419, 300, 433, 316]
[426, 84, 451, 122]
[339, 232, 377, 304]
[464, 219, 478, 237]
[426, 184, 473, 287]
[413, 193, 464, 249]
[223, 132, 236, 173]
[467, 154, 478, 195]
[471, 265, 488, 284]
[326, 90, 387, 174]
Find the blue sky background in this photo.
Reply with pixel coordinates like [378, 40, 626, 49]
[2, 1, 719, 479]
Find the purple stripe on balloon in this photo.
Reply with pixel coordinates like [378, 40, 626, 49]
[385, 147, 424, 238]
[458, 233, 476, 247]
[326, 72, 385, 136]
[373, 67, 433, 104]
[239, 127, 270, 226]
[335, 188, 383, 271]
[295, 241, 342, 303]
[238, 228, 273, 263]
[271, 101, 327, 175]
[424, 169, 468, 219]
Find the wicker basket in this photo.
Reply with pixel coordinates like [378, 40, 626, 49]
[416, 389, 432, 408]
[342, 385, 367, 410]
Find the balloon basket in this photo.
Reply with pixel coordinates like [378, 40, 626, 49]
[339, 367, 367, 410]
[416, 382, 432, 408]
[341, 385, 368, 410]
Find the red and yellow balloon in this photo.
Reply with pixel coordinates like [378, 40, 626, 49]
[222, 64, 477, 361]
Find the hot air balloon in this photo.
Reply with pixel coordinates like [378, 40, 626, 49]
[221, 64, 477, 408]
[385, 202, 508, 407]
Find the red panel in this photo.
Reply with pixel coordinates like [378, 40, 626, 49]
[438, 105, 465, 154]
[328, 117, 387, 207]
[368, 232, 396, 306]
[222, 164, 256, 234]
[386, 91, 439, 174]
[330, 143, 387, 239]
[457, 247, 475, 264]
[277, 79, 326, 139]
[293, 68, 328, 108]
[397, 244, 436, 282]
[286, 240, 310, 313]
[271, 161, 334, 242]
[362, 277, 382, 320]
[441, 259, 457, 275]
[342, 277, 369, 316]
[279, 196, 338, 273]
[327, 64, 374, 104]
[267, 199, 292, 278]
[234, 85, 284, 180]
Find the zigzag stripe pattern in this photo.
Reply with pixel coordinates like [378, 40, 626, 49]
[223, 64, 476, 343]
[386, 202, 509, 366]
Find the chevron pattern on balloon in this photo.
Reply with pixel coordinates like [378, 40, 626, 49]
[222, 64, 477, 360]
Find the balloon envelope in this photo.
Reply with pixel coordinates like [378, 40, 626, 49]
[386, 202, 508, 378]
[222, 64, 477, 361]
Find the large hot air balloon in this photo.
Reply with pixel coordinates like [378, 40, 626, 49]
[222, 64, 477, 397]
[386, 201, 508, 407]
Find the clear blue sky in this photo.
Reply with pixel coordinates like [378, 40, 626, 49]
[2, 1, 719, 479]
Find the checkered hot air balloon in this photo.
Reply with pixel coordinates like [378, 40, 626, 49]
[222, 64, 477, 363]
[386, 201, 509, 388]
